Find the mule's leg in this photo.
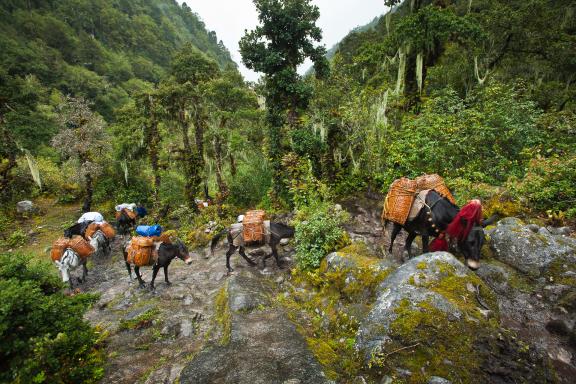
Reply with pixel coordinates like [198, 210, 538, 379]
[262, 252, 273, 267]
[389, 223, 402, 253]
[239, 246, 256, 266]
[271, 244, 281, 268]
[80, 260, 88, 283]
[422, 235, 430, 254]
[404, 232, 417, 259]
[150, 265, 160, 290]
[134, 266, 146, 288]
[163, 265, 171, 286]
[125, 262, 133, 280]
[226, 245, 237, 273]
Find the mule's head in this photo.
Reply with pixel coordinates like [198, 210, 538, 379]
[175, 240, 193, 265]
[458, 226, 484, 270]
[55, 249, 80, 283]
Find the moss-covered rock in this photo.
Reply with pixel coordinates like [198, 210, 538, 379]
[355, 252, 555, 383]
[489, 218, 576, 278]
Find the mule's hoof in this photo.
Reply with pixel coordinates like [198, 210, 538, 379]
[165, 281, 172, 286]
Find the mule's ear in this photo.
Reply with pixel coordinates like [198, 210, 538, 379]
[482, 214, 498, 228]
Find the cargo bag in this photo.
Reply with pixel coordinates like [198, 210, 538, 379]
[136, 224, 162, 237]
[243, 210, 266, 243]
[126, 236, 155, 266]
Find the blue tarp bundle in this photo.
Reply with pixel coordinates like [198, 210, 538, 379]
[135, 224, 162, 237]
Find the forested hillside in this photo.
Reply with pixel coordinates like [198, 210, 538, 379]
[1, 1, 576, 383]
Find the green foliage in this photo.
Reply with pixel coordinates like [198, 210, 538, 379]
[0, 253, 104, 383]
[293, 202, 349, 270]
[1, 229, 27, 248]
[228, 154, 272, 208]
[508, 154, 576, 217]
[382, 84, 540, 185]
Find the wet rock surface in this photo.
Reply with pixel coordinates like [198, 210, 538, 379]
[179, 270, 329, 384]
[490, 217, 576, 278]
[479, 219, 576, 382]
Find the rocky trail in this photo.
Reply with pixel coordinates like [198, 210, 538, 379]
[62, 194, 575, 384]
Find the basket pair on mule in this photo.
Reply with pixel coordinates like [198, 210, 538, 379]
[382, 174, 496, 270]
[123, 233, 192, 290]
[54, 215, 116, 287]
[210, 210, 295, 273]
[115, 205, 147, 235]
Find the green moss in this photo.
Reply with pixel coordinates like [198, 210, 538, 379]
[416, 262, 427, 270]
[118, 307, 160, 331]
[369, 298, 483, 384]
[214, 283, 231, 345]
[278, 249, 388, 381]
[544, 257, 576, 287]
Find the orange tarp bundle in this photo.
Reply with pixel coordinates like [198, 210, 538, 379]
[243, 210, 266, 243]
[382, 174, 455, 225]
[51, 237, 70, 261]
[85, 222, 116, 239]
[126, 236, 156, 266]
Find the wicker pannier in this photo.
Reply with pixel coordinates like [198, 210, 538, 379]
[415, 174, 455, 204]
[124, 208, 137, 220]
[151, 233, 172, 244]
[381, 178, 418, 225]
[69, 235, 94, 258]
[51, 237, 70, 261]
[243, 210, 266, 243]
[99, 222, 116, 238]
[127, 236, 155, 266]
[84, 223, 99, 239]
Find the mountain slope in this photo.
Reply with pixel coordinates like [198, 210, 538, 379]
[0, 0, 234, 123]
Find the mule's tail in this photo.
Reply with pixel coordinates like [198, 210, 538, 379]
[210, 229, 229, 256]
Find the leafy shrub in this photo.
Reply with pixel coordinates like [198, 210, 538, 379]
[228, 154, 272, 208]
[2, 229, 28, 248]
[294, 202, 350, 270]
[0, 253, 104, 383]
[508, 154, 576, 217]
[381, 83, 541, 185]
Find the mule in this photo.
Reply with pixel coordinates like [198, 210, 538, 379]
[89, 230, 111, 259]
[123, 239, 192, 290]
[64, 220, 93, 238]
[54, 248, 88, 288]
[210, 222, 295, 273]
[116, 209, 136, 235]
[387, 190, 496, 270]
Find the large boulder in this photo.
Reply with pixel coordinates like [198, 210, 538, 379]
[489, 218, 576, 278]
[355, 252, 553, 383]
[179, 272, 330, 384]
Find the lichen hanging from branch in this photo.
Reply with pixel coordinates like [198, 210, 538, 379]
[24, 149, 42, 190]
[416, 52, 424, 93]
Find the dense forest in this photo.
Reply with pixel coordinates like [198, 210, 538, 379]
[1, 0, 575, 383]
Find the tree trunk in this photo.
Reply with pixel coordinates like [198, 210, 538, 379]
[214, 134, 228, 197]
[148, 119, 161, 208]
[179, 110, 198, 209]
[229, 152, 237, 177]
[82, 172, 93, 213]
[267, 105, 286, 202]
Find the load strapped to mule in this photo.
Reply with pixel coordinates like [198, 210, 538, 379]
[125, 227, 174, 267]
[382, 174, 456, 225]
[51, 235, 95, 261]
[85, 222, 116, 239]
[243, 210, 266, 243]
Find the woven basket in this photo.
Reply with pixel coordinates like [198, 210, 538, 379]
[69, 235, 94, 258]
[124, 208, 137, 220]
[51, 237, 70, 261]
[415, 174, 455, 204]
[151, 233, 172, 244]
[243, 210, 266, 243]
[99, 222, 116, 238]
[382, 178, 418, 225]
[132, 236, 154, 247]
[84, 223, 99, 239]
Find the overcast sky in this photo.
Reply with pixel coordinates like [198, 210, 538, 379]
[179, 1, 387, 82]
